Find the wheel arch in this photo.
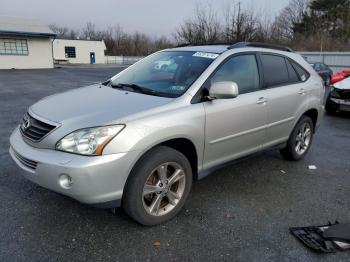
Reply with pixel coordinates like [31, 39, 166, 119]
[126, 136, 200, 187]
[302, 108, 318, 131]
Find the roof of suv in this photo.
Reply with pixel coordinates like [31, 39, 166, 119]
[169, 45, 230, 54]
[168, 42, 294, 54]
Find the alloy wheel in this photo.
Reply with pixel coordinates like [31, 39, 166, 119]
[295, 122, 312, 155]
[142, 162, 186, 216]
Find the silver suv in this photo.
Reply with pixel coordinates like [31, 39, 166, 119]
[9, 42, 324, 225]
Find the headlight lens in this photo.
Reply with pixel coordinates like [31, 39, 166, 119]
[56, 125, 125, 155]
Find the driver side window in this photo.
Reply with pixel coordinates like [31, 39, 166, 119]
[210, 54, 260, 95]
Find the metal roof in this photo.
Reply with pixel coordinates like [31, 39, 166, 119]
[0, 16, 56, 38]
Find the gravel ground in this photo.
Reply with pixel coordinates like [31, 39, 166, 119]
[0, 68, 349, 262]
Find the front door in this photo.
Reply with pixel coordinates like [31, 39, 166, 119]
[203, 54, 268, 170]
[90, 52, 96, 64]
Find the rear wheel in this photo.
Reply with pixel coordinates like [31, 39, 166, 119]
[280, 116, 314, 161]
[123, 146, 192, 226]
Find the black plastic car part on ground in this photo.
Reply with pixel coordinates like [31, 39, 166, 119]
[290, 222, 350, 253]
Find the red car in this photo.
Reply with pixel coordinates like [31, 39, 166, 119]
[331, 70, 350, 85]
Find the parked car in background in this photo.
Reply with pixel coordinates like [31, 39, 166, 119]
[9, 42, 324, 225]
[310, 62, 333, 86]
[326, 77, 350, 114]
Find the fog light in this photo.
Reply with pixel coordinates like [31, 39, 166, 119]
[59, 174, 73, 189]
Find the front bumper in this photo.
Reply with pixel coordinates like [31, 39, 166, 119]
[9, 127, 140, 207]
[330, 98, 350, 112]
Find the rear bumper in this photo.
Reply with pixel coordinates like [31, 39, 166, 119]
[9, 127, 140, 207]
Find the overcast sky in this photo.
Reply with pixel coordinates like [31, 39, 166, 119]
[1, 0, 289, 36]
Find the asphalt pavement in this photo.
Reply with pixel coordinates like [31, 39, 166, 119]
[0, 67, 350, 261]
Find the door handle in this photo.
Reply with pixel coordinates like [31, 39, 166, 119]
[257, 97, 268, 105]
[298, 89, 306, 95]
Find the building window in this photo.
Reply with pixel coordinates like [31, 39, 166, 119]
[65, 46, 76, 58]
[0, 39, 28, 55]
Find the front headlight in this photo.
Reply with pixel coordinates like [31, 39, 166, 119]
[56, 125, 125, 155]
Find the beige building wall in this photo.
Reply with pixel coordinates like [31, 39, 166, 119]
[0, 37, 54, 69]
[53, 39, 106, 64]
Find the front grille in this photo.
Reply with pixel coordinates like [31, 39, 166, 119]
[12, 148, 38, 171]
[333, 89, 350, 100]
[20, 113, 56, 142]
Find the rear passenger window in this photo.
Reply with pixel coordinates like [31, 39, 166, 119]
[286, 59, 300, 83]
[291, 61, 310, 82]
[261, 54, 289, 87]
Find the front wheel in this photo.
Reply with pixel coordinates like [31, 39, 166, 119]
[280, 116, 314, 161]
[122, 146, 192, 226]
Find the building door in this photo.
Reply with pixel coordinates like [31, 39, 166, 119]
[90, 52, 96, 64]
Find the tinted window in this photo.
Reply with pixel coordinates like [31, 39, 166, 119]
[286, 59, 300, 83]
[210, 55, 260, 94]
[261, 54, 289, 87]
[321, 63, 329, 70]
[314, 63, 321, 70]
[291, 61, 309, 82]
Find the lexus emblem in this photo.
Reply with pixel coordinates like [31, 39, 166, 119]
[22, 118, 30, 130]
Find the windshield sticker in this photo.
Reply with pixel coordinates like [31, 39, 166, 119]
[170, 86, 186, 91]
[193, 52, 219, 59]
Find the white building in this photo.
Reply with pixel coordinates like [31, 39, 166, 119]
[53, 39, 106, 64]
[0, 16, 56, 69]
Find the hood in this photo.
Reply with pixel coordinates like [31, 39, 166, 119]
[30, 84, 174, 125]
[334, 77, 350, 90]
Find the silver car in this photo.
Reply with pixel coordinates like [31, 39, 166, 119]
[9, 43, 324, 225]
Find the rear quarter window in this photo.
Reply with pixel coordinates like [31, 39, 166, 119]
[290, 60, 310, 82]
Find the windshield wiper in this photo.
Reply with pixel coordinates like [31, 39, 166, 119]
[110, 83, 163, 97]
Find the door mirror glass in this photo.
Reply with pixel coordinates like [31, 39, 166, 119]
[208, 81, 239, 100]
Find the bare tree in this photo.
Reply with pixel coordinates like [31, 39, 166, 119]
[272, 0, 310, 42]
[223, 1, 259, 42]
[174, 2, 221, 44]
[49, 24, 69, 38]
[81, 22, 104, 40]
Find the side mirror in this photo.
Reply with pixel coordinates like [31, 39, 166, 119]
[208, 81, 239, 100]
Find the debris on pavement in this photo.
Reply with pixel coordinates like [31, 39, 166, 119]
[224, 213, 233, 219]
[290, 222, 350, 253]
[153, 241, 161, 248]
[308, 165, 317, 170]
[280, 170, 286, 174]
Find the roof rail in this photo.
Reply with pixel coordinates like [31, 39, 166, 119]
[176, 42, 232, 48]
[228, 42, 294, 52]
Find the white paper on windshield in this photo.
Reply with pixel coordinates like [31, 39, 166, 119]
[193, 52, 219, 59]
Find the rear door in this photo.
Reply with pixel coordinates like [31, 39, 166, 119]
[203, 53, 268, 169]
[259, 53, 310, 147]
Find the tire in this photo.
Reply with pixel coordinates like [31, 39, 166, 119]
[122, 146, 192, 226]
[280, 116, 314, 161]
[325, 95, 338, 115]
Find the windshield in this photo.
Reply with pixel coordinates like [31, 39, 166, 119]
[109, 51, 218, 98]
